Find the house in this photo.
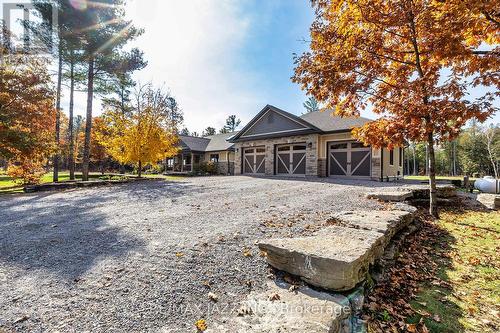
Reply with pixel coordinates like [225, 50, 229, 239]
[228, 105, 403, 180]
[166, 132, 236, 174]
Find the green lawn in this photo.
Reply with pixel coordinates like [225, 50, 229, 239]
[409, 211, 500, 332]
[405, 175, 475, 182]
[0, 171, 183, 195]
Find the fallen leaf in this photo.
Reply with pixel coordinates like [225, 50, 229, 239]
[406, 323, 417, 332]
[243, 248, 253, 257]
[268, 293, 280, 301]
[195, 319, 207, 332]
[208, 292, 218, 302]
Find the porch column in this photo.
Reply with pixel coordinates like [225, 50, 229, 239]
[181, 153, 184, 172]
[191, 152, 194, 172]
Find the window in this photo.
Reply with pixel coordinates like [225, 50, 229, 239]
[330, 143, 348, 150]
[210, 154, 219, 162]
[399, 148, 403, 167]
[244, 148, 254, 154]
[351, 142, 366, 149]
[278, 146, 290, 151]
[293, 145, 306, 151]
[256, 148, 266, 153]
[389, 149, 394, 166]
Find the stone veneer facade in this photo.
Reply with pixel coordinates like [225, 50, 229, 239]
[234, 134, 386, 180]
[234, 134, 319, 177]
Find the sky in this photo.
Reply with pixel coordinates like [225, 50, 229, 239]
[123, 0, 319, 133]
[2, 0, 498, 133]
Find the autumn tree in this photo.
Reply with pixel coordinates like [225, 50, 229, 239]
[89, 117, 111, 174]
[97, 85, 179, 177]
[0, 48, 56, 184]
[293, 0, 499, 216]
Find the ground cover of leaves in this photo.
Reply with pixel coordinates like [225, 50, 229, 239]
[363, 203, 499, 333]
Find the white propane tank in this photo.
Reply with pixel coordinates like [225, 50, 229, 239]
[474, 176, 499, 194]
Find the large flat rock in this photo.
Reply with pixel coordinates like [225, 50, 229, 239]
[259, 226, 384, 291]
[332, 210, 413, 244]
[477, 193, 500, 210]
[207, 281, 353, 333]
[258, 210, 414, 291]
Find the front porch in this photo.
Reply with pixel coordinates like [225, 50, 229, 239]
[165, 151, 204, 173]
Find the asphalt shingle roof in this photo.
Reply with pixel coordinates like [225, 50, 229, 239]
[178, 135, 210, 152]
[299, 110, 372, 132]
[203, 131, 238, 151]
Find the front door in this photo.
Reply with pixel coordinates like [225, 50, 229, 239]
[276, 144, 307, 176]
[243, 147, 266, 174]
[329, 141, 371, 177]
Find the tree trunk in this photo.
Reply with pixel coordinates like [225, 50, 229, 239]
[82, 57, 94, 181]
[68, 56, 75, 180]
[427, 133, 438, 218]
[412, 144, 417, 175]
[53, 44, 63, 182]
[425, 144, 429, 176]
[453, 139, 457, 176]
[138, 160, 142, 178]
[406, 147, 410, 176]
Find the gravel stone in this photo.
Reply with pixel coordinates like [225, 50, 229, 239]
[0, 176, 414, 332]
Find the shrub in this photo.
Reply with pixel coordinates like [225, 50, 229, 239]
[200, 161, 218, 175]
[7, 159, 46, 185]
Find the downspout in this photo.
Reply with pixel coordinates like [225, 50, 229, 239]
[380, 148, 384, 182]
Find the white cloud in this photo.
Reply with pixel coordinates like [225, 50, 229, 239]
[126, 0, 264, 132]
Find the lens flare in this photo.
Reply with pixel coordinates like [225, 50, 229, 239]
[70, 0, 88, 11]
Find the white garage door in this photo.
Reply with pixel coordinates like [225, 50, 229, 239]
[243, 147, 266, 174]
[276, 144, 307, 176]
[329, 141, 371, 177]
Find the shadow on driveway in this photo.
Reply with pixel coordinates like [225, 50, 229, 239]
[0, 179, 202, 280]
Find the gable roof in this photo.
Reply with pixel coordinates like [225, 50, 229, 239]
[204, 131, 238, 151]
[230, 105, 321, 142]
[300, 110, 372, 133]
[178, 135, 210, 152]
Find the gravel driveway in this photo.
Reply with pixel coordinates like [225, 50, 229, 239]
[0, 176, 406, 332]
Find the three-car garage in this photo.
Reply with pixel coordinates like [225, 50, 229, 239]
[242, 140, 371, 178]
[243, 144, 308, 176]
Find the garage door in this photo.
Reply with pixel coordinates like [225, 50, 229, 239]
[243, 147, 266, 174]
[276, 144, 306, 176]
[329, 141, 371, 177]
